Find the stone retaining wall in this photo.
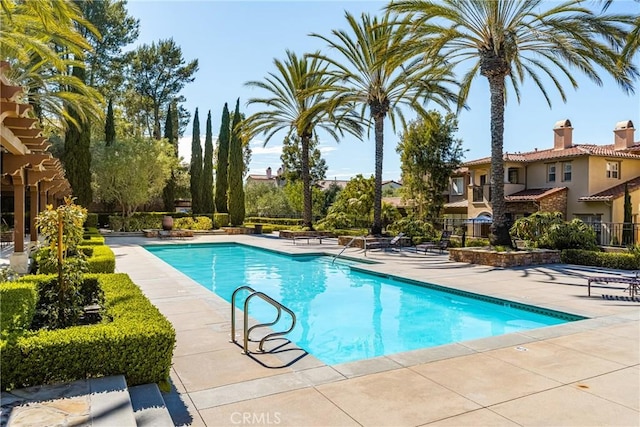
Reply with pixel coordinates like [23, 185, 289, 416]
[449, 247, 561, 267]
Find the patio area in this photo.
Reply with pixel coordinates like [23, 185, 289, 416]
[106, 233, 638, 426]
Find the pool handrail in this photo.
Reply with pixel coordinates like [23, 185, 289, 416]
[230, 285, 297, 355]
[332, 236, 362, 264]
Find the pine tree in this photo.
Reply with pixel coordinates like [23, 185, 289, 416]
[215, 103, 230, 213]
[202, 110, 215, 214]
[228, 99, 245, 226]
[105, 99, 115, 146]
[189, 108, 203, 214]
[162, 104, 177, 211]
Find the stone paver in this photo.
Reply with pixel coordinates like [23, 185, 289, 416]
[7, 233, 637, 427]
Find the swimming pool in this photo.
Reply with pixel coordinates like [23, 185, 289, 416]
[145, 243, 583, 365]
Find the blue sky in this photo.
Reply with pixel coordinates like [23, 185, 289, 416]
[126, 0, 640, 181]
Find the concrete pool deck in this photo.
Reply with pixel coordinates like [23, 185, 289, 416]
[110, 233, 638, 426]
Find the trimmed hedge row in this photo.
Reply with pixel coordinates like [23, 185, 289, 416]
[80, 235, 105, 246]
[0, 281, 38, 338]
[1, 273, 176, 390]
[561, 249, 640, 270]
[35, 245, 116, 274]
[245, 217, 304, 226]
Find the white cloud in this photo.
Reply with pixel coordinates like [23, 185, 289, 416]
[251, 145, 283, 155]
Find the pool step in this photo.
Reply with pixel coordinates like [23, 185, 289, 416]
[1, 376, 173, 427]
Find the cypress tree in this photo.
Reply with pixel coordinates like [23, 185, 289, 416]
[162, 104, 177, 211]
[228, 99, 245, 226]
[63, 65, 92, 207]
[202, 110, 215, 214]
[623, 183, 633, 245]
[189, 108, 203, 214]
[105, 99, 115, 146]
[215, 103, 230, 213]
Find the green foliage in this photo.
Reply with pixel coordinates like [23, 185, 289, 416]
[85, 246, 116, 273]
[105, 99, 116, 146]
[510, 212, 564, 244]
[162, 104, 177, 211]
[215, 103, 230, 213]
[318, 175, 374, 229]
[283, 181, 325, 218]
[465, 238, 491, 247]
[280, 135, 327, 183]
[245, 217, 304, 226]
[93, 136, 175, 217]
[174, 216, 213, 230]
[84, 213, 98, 229]
[202, 110, 215, 214]
[80, 235, 105, 246]
[106, 212, 190, 232]
[245, 183, 295, 217]
[387, 216, 435, 242]
[1, 274, 175, 390]
[64, 90, 93, 207]
[190, 108, 203, 213]
[561, 249, 640, 270]
[539, 219, 598, 251]
[214, 213, 230, 228]
[228, 99, 245, 226]
[0, 281, 38, 338]
[125, 38, 198, 139]
[397, 111, 464, 221]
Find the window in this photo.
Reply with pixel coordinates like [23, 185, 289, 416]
[479, 174, 487, 186]
[547, 164, 556, 182]
[451, 177, 464, 195]
[562, 162, 572, 182]
[606, 161, 620, 179]
[508, 168, 519, 184]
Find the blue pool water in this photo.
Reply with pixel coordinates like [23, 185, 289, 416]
[145, 243, 581, 365]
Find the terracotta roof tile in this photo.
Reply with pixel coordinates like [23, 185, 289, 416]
[578, 176, 640, 202]
[505, 187, 567, 202]
[444, 199, 468, 208]
[464, 143, 640, 166]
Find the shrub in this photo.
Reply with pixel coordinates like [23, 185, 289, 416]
[80, 235, 105, 246]
[539, 219, 598, 250]
[84, 213, 98, 228]
[0, 281, 38, 336]
[83, 227, 100, 236]
[36, 246, 115, 274]
[174, 216, 213, 230]
[1, 274, 175, 390]
[214, 213, 230, 228]
[107, 212, 192, 231]
[387, 217, 435, 242]
[245, 217, 305, 226]
[561, 249, 640, 270]
[465, 238, 490, 247]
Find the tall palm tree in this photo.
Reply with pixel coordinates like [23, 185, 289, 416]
[1, 0, 104, 130]
[312, 11, 458, 236]
[388, 0, 638, 246]
[243, 50, 363, 229]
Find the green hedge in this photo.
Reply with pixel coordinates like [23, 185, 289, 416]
[0, 281, 38, 338]
[83, 227, 100, 236]
[108, 212, 192, 232]
[214, 213, 229, 228]
[174, 216, 213, 230]
[80, 235, 105, 246]
[1, 273, 175, 390]
[561, 249, 640, 270]
[36, 245, 116, 274]
[84, 213, 98, 229]
[245, 217, 304, 226]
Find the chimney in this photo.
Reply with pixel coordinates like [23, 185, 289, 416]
[266, 167, 272, 179]
[553, 119, 573, 150]
[614, 120, 635, 150]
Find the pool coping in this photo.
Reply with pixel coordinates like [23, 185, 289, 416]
[111, 234, 639, 425]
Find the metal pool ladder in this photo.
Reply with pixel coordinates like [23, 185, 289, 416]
[230, 285, 297, 355]
[332, 235, 361, 264]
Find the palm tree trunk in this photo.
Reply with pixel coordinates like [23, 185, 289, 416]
[372, 115, 384, 236]
[301, 134, 313, 229]
[486, 75, 512, 246]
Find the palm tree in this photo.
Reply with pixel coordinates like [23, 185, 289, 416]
[311, 11, 458, 236]
[1, 0, 104, 130]
[243, 50, 363, 229]
[388, 0, 638, 246]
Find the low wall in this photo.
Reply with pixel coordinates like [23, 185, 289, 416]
[449, 247, 561, 267]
